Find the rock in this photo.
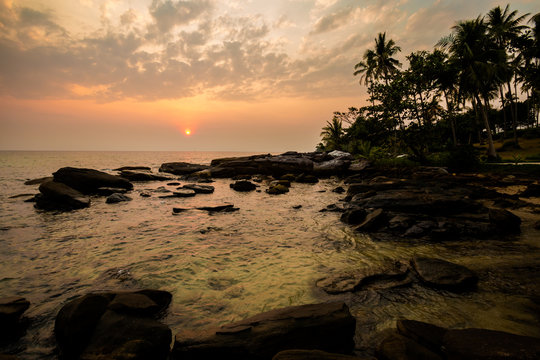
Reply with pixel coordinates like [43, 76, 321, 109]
[167, 182, 181, 186]
[182, 184, 215, 194]
[267, 184, 289, 195]
[106, 193, 133, 204]
[280, 174, 297, 182]
[119, 170, 171, 181]
[348, 160, 370, 173]
[535, 220, 540, 230]
[292, 205, 303, 209]
[313, 159, 351, 176]
[172, 302, 356, 360]
[273, 349, 371, 359]
[270, 180, 291, 188]
[210, 154, 314, 178]
[158, 189, 196, 198]
[113, 166, 151, 171]
[320, 204, 345, 213]
[55, 290, 172, 360]
[9, 193, 36, 199]
[332, 186, 346, 194]
[53, 167, 133, 194]
[377, 333, 443, 360]
[0, 297, 30, 344]
[172, 207, 190, 214]
[396, 320, 447, 354]
[24, 176, 53, 185]
[340, 208, 367, 225]
[159, 162, 209, 175]
[232, 175, 252, 180]
[96, 187, 128, 196]
[520, 183, 540, 198]
[488, 208, 521, 234]
[296, 174, 319, 184]
[353, 209, 387, 232]
[230, 180, 257, 192]
[140, 191, 151, 197]
[442, 328, 540, 360]
[411, 257, 477, 291]
[328, 150, 353, 160]
[35, 181, 91, 211]
[196, 204, 239, 213]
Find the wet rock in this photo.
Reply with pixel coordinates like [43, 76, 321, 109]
[296, 174, 319, 184]
[119, 170, 171, 181]
[24, 176, 53, 185]
[172, 302, 356, 360]
[273, 349, 371, 360]
[232, 175, 252, 180]
[167, 182, 181, 186]
[9, 193, 36, 199]
[320, 204, 345, 213]
[158, 189, 196, 198]
[182, 184, 215, 194]
[55, 290, 172, 360]
[442, 328, 540, 360]
[267, 184, 289, 195]
[488, 208, 521, 234]
[196, 204, 238, 213]
[411, 257, 477, 291]
[53, 167, 133, 194]
[280, 174, 296, 182]
[159, 162, 209, 175]
[353, 209, 387, 232]
[348, 160, 370, 173]
[292, 205, 302, 209]
[332, 186, 346, 194]
[113, 166, 151, 171]
[396, 320, 447, 354]
[106, 193, 132, 204]
[35, 181, 91, 211]
[340, 208, 367, 225]
[140, 191, 151, 197]
[172, 207, 190, 214]
[210, 154, 313, 178]
[520, 182, 540, 198]
[377, 333, 443, 360]
[387, 215, 412, 232]
[313, 159, 351, 176]
[270, 179, 291, 188]
[230, 180, 257, 192]
[0, 297, 30, 344]
[96, 187, 128, 196]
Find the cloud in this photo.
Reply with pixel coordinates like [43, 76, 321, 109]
[310, 6, 355, 34]
[148, 0, 213, 33]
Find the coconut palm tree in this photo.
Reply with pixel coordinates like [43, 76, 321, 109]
[354, 32, 402, 86]
[320, 117, 345, 151]
[446, 17, 505, 160]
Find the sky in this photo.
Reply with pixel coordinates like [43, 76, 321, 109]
[0, 0, 538, 152]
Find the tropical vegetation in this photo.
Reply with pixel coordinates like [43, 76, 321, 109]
[318, 4, 540, 168]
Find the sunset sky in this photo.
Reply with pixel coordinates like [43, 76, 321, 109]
[1, 0, 537, 152]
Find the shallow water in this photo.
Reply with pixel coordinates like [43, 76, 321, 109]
[0, 151, 539, 358]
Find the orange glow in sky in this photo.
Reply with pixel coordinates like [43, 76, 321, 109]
[185, 129, 191, 136]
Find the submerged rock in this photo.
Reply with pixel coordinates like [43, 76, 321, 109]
[196, 204, 239, 213]
[35, 181, 91, 211]
[106, 193, 133, 204]
[172, 302, 356, 360]
[53, 167, 133, 194]
[0, 297, 30, 345]
[353, 209, 387, 232]
[55, 290, 172, 360]
[411, 257, 477, 291]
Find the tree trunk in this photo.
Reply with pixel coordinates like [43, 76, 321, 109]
[499, 86, 508, 139]
[507, 80, 519, 147]
[476, 94, 497, 160]
[444, 92, 457, 146]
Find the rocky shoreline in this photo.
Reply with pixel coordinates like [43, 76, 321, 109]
[3, 150, 540, 359]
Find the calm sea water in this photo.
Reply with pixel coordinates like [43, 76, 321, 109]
[1, 151, 539, 358]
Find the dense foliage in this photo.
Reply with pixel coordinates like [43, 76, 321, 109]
[318, 5, 540, 165]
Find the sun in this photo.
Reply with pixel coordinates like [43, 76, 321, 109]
[185, 129, 191, 136]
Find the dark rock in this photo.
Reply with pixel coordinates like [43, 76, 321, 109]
[119, 170, 171, 181]
[442, 328, 540, 360]
[267, 184, 289, 195]
[0, 297, 30, 344]
[106, 193, 132, 204]
[167, 182, 181, 186]
[332, 186, 346, 194]
[24, 176, 53, 185]
[55, 290, 172, 360]
[8, 193, 35, 199]
[411, 257, 477, 291]
[348, 160, 370, 173]
[196, 204, 238, 213]
[158, 189, 196, 198]
[140, 191, 151, 197]
[280, 174, 297, 182]
[328, 150, 353, 160]
[387, 215, 412, 232]
[396, 320, 447, 354]
[320, 204, 345, 213]
[172, 207, 190, 214]
[377, 333, 443, 360]
[270, 179, 291, 188]
[210, 154, 313, 178]
[488, 208, 521, 234]
[159, 162, 209, 175]
[172, 302, 356, 360]
[113, 166, 151, 171]
[232, 175, 252, 180]
[35, 181, 91, 210]
[182, 184, 215, 194]
[296, 174, 319, 184]
[313, 159, 351, 176]
[96, 187, 128, 196]
[230, 180, 257, 192]
[292, 205, 302, 209]
[340, 208, 367, 225]
[273, 349, 371, 359]
[520, 183, 540, 198]
[353, 209, 387, 232]
[535, 220, 540, 230]
[53, 167, 133, 194]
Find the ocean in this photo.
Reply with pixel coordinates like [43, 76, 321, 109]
[1, 151, 539, 358]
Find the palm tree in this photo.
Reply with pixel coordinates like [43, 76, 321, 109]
[487, 4, 529, 146]
[446, 17, 504, 160]
[320, 117, 344, 151]
[354, 32, 402, 86]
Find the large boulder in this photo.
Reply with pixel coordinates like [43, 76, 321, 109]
[172, 302, 356, 360]
[411, 257, 477, 291]
[106, 193, 133, 204]
[53, 167, 133, 194]
[35, 181, 91, 210]
[0, 297, 30, 345]
[488, 208, 521, 234]
[159, 162, 209, 175]
[313, 159, 351, 176]
[230, 180, 257, 192]
[377, 333, 443, 360]
[119, 170, 171, 181]
[210, 154, 314, 178]
[55, 290, 172, 360]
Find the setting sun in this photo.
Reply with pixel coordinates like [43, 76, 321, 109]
[185, 129, 191, 135]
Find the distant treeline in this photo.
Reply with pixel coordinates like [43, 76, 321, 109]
[318, 4, 540, 166]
